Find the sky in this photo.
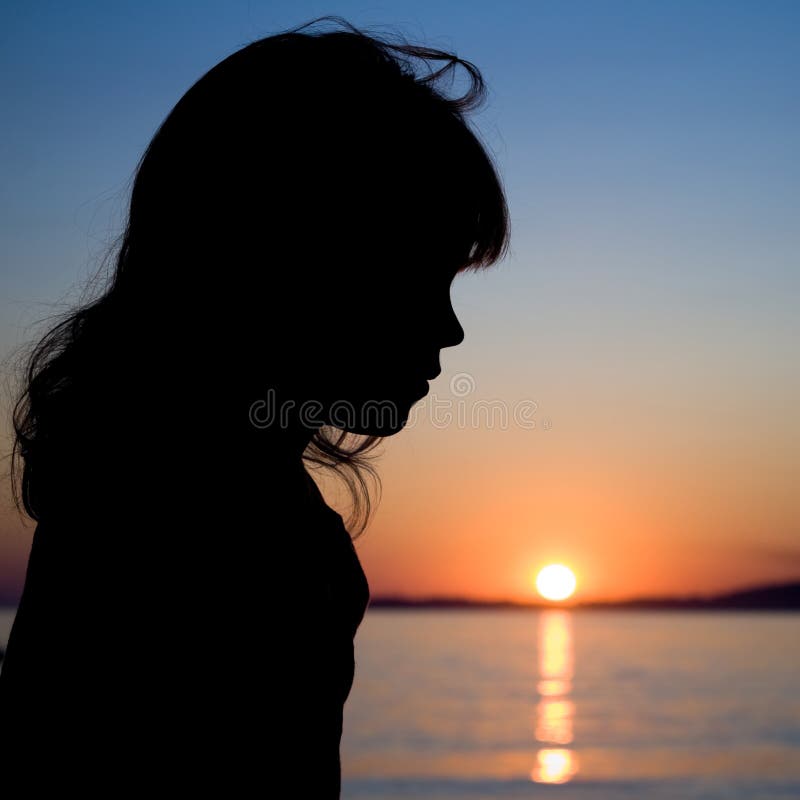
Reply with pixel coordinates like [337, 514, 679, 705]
[1, 0, 798, 604]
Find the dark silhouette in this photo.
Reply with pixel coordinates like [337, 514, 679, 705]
[0, 16, 509, 796]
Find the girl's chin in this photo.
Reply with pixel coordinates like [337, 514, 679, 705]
[331, 401, 421, 437]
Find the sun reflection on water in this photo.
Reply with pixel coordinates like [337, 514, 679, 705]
[531, 610, 579, 784]
[531, 748, 579, 784]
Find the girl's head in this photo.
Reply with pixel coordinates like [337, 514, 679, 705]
[12, 15, 510, 532]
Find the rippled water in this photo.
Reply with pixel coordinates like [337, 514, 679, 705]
[341, 609, 800, 799]
[2, 606, 797, 798]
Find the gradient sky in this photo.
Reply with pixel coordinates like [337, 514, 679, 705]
[1, 1, 798, 603]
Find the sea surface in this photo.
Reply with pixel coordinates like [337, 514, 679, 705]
[341, 609, 800, 800]
[1, 608, 798, 798]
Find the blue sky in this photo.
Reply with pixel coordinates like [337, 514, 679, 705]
[3, 1, 797, 355]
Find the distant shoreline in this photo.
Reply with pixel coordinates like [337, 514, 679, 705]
[368, 580, 800, 612]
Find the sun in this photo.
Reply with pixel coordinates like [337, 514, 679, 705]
[536, 564, 577, 602]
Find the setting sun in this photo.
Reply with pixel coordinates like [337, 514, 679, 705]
[536, 565, 577, 602]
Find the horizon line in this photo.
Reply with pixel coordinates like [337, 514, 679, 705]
[367, 577, 800, 610]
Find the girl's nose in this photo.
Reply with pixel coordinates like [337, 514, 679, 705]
[440, 302, 465, 349]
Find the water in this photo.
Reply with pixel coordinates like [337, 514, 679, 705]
[2, 607, 798, 798]
[341, 609, 800, 800]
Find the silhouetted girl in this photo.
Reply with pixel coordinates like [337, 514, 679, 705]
[0, 16, 509, 796]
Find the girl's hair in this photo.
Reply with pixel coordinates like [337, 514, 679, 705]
[9, 15, 510, 538]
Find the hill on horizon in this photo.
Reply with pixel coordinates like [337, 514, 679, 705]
[368, 580, 800, 611]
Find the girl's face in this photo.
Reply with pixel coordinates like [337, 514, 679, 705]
[244, 147, 478, 439]
[310, 227, 468, 437]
